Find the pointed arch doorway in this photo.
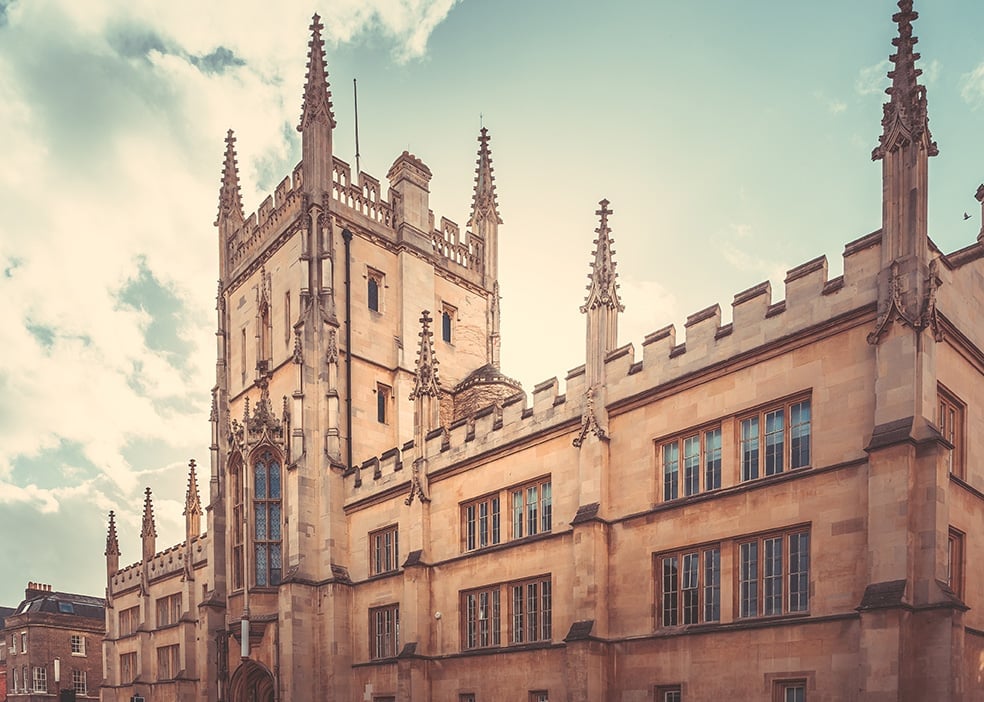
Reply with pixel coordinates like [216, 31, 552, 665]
[229, 660, 275, 702]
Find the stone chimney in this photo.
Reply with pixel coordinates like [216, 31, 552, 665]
[387, 151, 433, 245]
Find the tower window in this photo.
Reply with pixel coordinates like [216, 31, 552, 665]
[377, 383, 391, 424]
[442, 303, 456, 343]
[253, 450, 282, 587]
[367, 269, 384, 312]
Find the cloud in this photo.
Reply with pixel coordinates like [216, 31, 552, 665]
[0, 0, 459, 558]
[961, 62, 984, 109]
[856, 59, 890, 96]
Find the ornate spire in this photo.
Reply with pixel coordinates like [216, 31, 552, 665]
[184, 459, 202, 518]
[872, 0, 937, 160]
[105, 511, 120, 557]
[297, 14, 336, 131]
[409, 310, 441, 400]
[581, 199, 624, 314]
[215, 129, 245, 227]
[468, 127, 502, 227]
[140, 487, 157, 539]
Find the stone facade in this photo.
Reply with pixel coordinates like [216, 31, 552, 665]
[2, 583, 105, 702]
[102, 2, 984, 700]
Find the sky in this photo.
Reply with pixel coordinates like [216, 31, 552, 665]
[1, 0, 984, 607]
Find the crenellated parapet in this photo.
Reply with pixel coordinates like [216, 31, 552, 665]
[343, 229, 888, 506]
[227, 164, 305, 276]
[109, 534, 210, 596]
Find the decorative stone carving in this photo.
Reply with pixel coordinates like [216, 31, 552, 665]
[409, 311, 441, 400]
[580, 199, 623, 313]
[572, 385, 608, 448]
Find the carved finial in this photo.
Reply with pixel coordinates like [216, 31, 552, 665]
[873, 0, 937, 160]
[581, 199, 624, 313]
[184, 460, 203, 518]
[468, 126, 502, 227]
[140, 487, 157, 539]
[409, 310, 441, 400]
[210, 388, 218, 423]
[105, 511, 121, 557]
[215, 129, 245, 227]
[298, 14, 336, 131]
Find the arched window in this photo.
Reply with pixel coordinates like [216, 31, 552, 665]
[230, 458, 244, 590]
[253, 451, 282, 586]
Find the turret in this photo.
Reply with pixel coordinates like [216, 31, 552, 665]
[105, 510, 120, 577]
[140, 487, 157, 563]
[215, 129, 244, 283]
[387, 151, 433, 243]
[297, 13, 335, 198]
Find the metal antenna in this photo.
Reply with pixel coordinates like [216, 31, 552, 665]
[353, 78, 361, 179]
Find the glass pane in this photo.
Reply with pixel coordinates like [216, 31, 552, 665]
[255, 545, 268, 586]
[270, 547, 282, 585]
[270, 504, 281, 539]
[789, 532, 810, 611]
[541, 482, 552, 532]
[704, 428, 722, 491]
[269, 461, 281, 498]
[764, 536, 783, 614]
[491, 497, 500, 544]
[527, 486, 538, 536]
[741, 418, 759, 480]
[513, 490, 524, 539]
[682, 552, 699, 624]
[663, 442, 679, 500]
[255, 505, 267, 539]
[704, 548, 721, 622]
[254, 461, 267, 498]
[683, 435, 700, 496]
[790, 400, 811, 468]
[740, 541, 758, 617]
[662, 556, 678, 626]
[764, 409, 784, 475]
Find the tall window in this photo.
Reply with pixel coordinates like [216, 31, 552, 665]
[240, 327, 247, 380]
[20, 632, 26, 653]
[284, 291, 291, 345]
[463, 493, 501, 551]
[73, 669, 87, 696]
[367, 269, 383, 312]
[510, 576, 552, 644]
[71, 633, 85, 655]
[231, 458, 244, 590]
[156, 593, 181, 627]
[661, 426, 722, 500]
[442, 304, 456, 343]
[938, 388, 964, 478]
[948, 527, 965, 597]
[775, 681, 807, 702]
[370, 604, 400, 659]
[119, 605, 140, 637]
[253, 450, 282, 587]
[512, 479, 552, 539]
[463, 586, 502, 650]
[157, 644, 180, 681]
[120, 652, 138, 684]
[658, 546, 721, 627]
[12, 667, 18, 692]
[376, 383, 391, 424]
[739, 528, 810, 618]
[740, 398, 811, 481]
[371, 525, 399, 575]
[33, 666, 47, 693]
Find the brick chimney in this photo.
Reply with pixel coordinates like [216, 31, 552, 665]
[25, 582, 51, 599]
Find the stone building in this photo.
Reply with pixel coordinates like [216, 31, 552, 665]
[101, 2, 984, 700]
[2, 583, 105, 701]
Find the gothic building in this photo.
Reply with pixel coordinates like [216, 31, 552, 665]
[101, 3, 984, 700]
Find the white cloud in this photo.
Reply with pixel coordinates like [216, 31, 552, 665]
[856, 59, 890, 96]
[960, 62, 984, 109]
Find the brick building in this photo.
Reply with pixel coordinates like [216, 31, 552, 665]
[0, 605, 15, 702]
[101, 1, 983, 699]
[1, 583, 104, 701]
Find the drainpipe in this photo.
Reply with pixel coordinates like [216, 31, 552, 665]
[342, 228, 353, 472]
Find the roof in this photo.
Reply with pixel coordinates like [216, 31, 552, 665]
[11, 591, 105, 622]
[0, 606, 15, 628]
[453, 363, 523, 394]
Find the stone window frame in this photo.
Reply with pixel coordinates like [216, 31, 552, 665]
[119, 605, 140, 637]
[376, 382, 392, 424]
[529, 691, 549, 702]
[659, 423, 723, 502]
[252, 448, 284, 588]
[738, 395, 812, 482]
[369, 603, 400, 660]
[765, 672, 815, 702]
[938, 384, 965, 478]
[70, 632, 86, 656]
[948, 526, 965, 597]
[120, 651, 138, 685]
[654, 543, 721, 628]
[156, 643, 180, 681]
[155, 592, 182, 628]
[509, 477, 552, 540]
[459, 693, 477, 702]
[461, 491, 501, 552]
[366, 267, 385, 313]
[230, 454, 245, 591]
[461, 583, 502, 650]
[509, 575, 552, 645]
[369, 524, 400, 576]
[441, 302, 457, 344]
[736, 525, 811, 619]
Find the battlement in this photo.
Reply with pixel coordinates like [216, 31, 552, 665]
[227, 165, 305, 275]
[110, 534, 209, 595]
[344, 230, 885, 505]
